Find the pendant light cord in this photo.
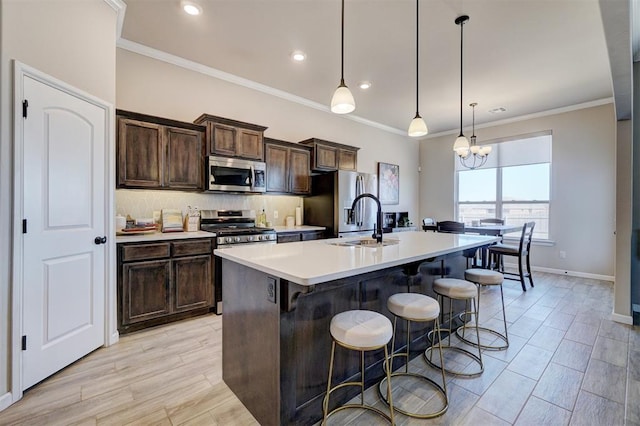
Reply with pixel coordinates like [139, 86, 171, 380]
[415, 0, 419, 116]
[459, 18, 464, 136]
[340, 0, 345, 85]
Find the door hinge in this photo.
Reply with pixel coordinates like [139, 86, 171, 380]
[22, 219, 27, 234]
[22, 99, 28, 118]
[21, 335, 27, 351]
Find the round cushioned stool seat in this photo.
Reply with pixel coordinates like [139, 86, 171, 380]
[330, 310, 393, 349]
[433, 278, 477, 299]
[465, 269, 504, 286]
[387, 293, 440, 321]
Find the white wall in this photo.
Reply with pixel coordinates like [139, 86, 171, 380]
[115, 49, 420, 222]
[419, 103, 616, 278]
[0, 0, 117, 403]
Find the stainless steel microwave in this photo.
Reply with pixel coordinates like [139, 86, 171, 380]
[208, 156, 266, 193]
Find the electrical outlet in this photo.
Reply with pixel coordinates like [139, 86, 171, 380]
[273, 210, 279, 219]
[267, 277, 276, 304]
[559, 251, 566, 259]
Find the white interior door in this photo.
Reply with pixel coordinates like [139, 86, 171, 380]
[21, 74, 106, 389]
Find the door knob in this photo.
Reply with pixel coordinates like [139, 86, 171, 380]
[94, 236, 107, 245]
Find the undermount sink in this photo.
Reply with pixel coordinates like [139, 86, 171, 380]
[329, 238, 400, 247]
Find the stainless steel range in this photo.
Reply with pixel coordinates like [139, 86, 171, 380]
[200, 209, 277, 314]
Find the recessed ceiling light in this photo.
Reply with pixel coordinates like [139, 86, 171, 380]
[488, 107, 506, 114]
[291, 51, 306, 62]
[358, 81, 372, 90]
[181, 1, 202, 16]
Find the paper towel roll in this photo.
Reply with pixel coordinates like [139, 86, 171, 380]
[295, 207, 302, 226]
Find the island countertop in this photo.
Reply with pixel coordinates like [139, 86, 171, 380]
[214, 231, 499, 286]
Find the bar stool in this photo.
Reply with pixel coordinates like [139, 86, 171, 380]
[424, 278, 483, 377]
[322, 310, 395, 425]
[378, 293, 448, 418]
[456, 269, 508, 350]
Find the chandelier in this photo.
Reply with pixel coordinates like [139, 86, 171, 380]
[458, 102, 492, 169]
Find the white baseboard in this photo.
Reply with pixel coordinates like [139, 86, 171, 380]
[503, 262, 614, 282]
[108, 331, 119, 346]
[610, 312, 633, 325]
[0, 392, 13, 412]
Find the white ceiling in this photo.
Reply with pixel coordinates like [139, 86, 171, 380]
[120, 0, 613, 136]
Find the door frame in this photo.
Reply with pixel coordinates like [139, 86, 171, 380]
[11, 61, 117, 403]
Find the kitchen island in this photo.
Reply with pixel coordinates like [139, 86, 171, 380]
[215, 231, 498, 425]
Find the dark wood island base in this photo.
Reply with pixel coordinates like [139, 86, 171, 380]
[221, 252, 468, 426]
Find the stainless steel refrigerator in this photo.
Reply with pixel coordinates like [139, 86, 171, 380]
[304, 170, 378, 237]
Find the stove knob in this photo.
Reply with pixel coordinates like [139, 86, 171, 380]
[226, 237, 233, 243]
[247, 236, 254, 242]
[260, 235, 267, 241]
[235, 236, 241, 243]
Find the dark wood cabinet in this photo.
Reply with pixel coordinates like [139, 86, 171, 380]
[118, 238, 214, 333]
[194, 114, 267, 161]
[264, 138, 311, 195]
[277, 229, 325, 243]
[299, 138, 359, 172]
[117, 110, 205, 190]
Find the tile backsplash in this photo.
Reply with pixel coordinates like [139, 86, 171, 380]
[116, 189, 304, 226]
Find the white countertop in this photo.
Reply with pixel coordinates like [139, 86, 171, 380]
[214, 231, 499, 286]
[272, 225, 326, 233]
[115, 230, 214, 244]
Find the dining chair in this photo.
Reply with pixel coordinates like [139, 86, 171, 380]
[436, 221, 465, 234]
[437, 221, 477, 267]
[479, 218, 504, 225]
[487, 222, 535, 291]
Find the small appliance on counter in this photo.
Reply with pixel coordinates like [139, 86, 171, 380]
[161, 209, 183, 232]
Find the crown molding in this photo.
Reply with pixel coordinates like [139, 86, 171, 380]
[116, 38, 407, 137]
[422, 97, 614, 140]
[103, 0, 126, 38]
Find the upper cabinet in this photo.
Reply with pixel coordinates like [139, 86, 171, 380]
[298, 138, 359, 172]
[264, 138, 311, 195]
[194, 114, 268, 161]
[117, 110, 205, 190]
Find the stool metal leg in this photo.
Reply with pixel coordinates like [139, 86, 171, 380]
[379, 315, 448, 418]
[456, 283, 509, 350]
[323, 340, 395, 425]
[425, 292, 483, 377]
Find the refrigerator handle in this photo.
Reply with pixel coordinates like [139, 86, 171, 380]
[356, 175, 364, 226]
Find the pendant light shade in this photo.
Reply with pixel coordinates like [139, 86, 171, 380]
[409, 114, 428, 137]
[331, 80, 356, 114]
[452, 15, 469, 155]
[408, 0, 428, 137]
[331, 0, 355, 114]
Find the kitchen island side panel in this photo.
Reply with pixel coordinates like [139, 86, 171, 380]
[221, 259, 280, 426]
[221, 251, 467, 425]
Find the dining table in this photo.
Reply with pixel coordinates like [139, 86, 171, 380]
[422, 223, 523, 268]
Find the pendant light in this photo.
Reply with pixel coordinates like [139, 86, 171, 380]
[408, 0, 428, 137]
[452, 15, 470, 156]
[331, 0, 355, 114]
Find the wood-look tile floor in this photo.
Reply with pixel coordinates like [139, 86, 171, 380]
[0, 272, 638, 425]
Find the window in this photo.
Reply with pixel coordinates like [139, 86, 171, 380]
[456, 133, 551, 240]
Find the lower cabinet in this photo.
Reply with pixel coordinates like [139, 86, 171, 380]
[118, 238, 214, 333]
[277, 230, 325, 243]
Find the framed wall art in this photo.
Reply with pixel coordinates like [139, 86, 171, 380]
[378, 162, 399, 205]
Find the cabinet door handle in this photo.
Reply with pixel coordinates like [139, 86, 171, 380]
[94, 236, 107, 245]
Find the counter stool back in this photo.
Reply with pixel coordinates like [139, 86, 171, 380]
[322, 310, 395, 425]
